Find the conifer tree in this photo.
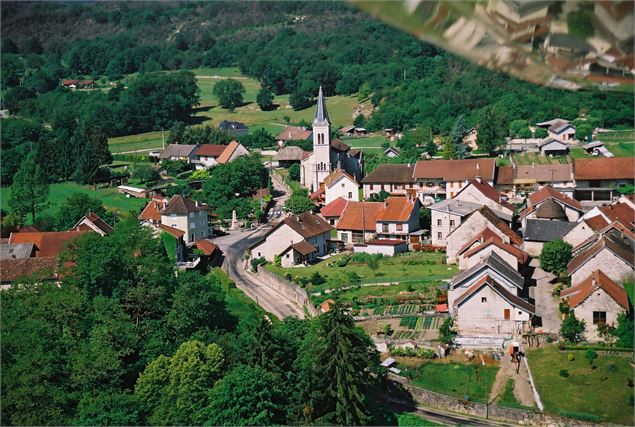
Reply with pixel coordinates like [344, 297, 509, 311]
[9, 152, 49, 222]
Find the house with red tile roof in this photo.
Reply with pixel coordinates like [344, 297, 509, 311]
[457, 230, 528, 271]
[71, 212, 113, 236]
[320, 197, 349, 226]
[323, 169, 359, 205]
[191, 144, 229, 168]
[139, 195, 211, 245]
[446, 206, 522, 264]
[567, 229, 634, 286]
[414, 158, 496, 203]
[561, 270, 630, 342]
[8, 231, 87, 258]
[216, 140, 249, 165]
[336, 201, 384, 245]
[573, 157, 635, 202]
[249, 212, 332, 266]
[519, 186, 584, 228]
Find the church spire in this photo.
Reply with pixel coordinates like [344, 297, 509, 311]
[313, 86, 330, 126]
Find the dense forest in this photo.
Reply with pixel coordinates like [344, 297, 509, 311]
[1, 218, 388, 425]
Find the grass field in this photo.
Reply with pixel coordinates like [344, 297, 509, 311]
[513, 152, 570, 165]
[0, 182, 148, 221]
[600, 129, 635, 143]
[211, 268, 262, 322]
[527, 345, 634, 425]
[266, 252, 456, 289]
[405, 362, 499, 403]
[108, 131, 165, 154]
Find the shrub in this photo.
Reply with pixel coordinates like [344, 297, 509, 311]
[274, 255, 281, 267]
[567, 353, 575, 362]
[539, 240, 573, 274]
[335, 256, 350, 267]
[250, 257, 266, 272]
[310, 271, 325, 286]
[585, 349, 598, 365]
[558, 411, 602, 422]
[559, 369, 569, 378]
[546, 335, 554, 343]
[606, 363, 619, 373]
[560, 312, 586, 343]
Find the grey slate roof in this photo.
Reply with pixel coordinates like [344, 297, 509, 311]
[313, 86, 330, 126]
[0, 243, 34, 260]
[159, 144, 197, 159]
[428, 199, 482, 217]
[451, 251, 524, 290]
[524, 219, 577, 242]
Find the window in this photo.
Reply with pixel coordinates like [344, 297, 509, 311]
[348, 192, 352, 198]
[370, 184, 374, 190]
[286, 254, 290, 258]
[189, 213, 195, 219]
[396, 224, 403, 231]
[437, 219, 442, 226]
[257, 252, 261, 257]
[458, 181, 463, 188]
[381, 185, 385, 191]
[504, 309, 510, 320]
[450, 220, 455, 227]
[518, 311, 522, 315]
[382, 224, 389, 233]
[341, 183, 345, 188]
[593, 311, 607, 325]
[437, 232, 442, 239]
[481, 297, 487, 303]
[450, 192, 455, 198]
[191, 233, 194, 242]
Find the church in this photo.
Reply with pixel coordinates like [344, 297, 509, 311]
[300, 87, 363, 192]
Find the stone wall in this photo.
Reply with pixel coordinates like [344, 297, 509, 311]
[256, 265, 319, 316]
[388, 374, 582, 426]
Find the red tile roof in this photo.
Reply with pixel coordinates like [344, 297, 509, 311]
[573, 158, 635, 180]
[194, 144, 227, 157]
[600, 202, 635, 230]
[217, 140, 240, 164]
[0, 257, 58, 283]
[528, 186, 583, 211]
[561, 270, 629, 310]
[277, 126, 312, 141]
[361, 164, 415, 184]
[309, 188, 324, 201]
[462, 235, 528, 265]
[8, 231, 87, 258]
[337, 201, 384, 231]
[568, 232, 634, 274]
[376, 197, 417, 222]
[457, 228, 500, 255]
[282, 212, 333, 239]
[287, 240, 317, 256]
[496, 166, 514, 185]
[585, 215, 609, 231]
[413, 159, 496, 181]
[321, 197, 348, 218]
[139, 199, 165, 222]
[365, 239, 407, 246]
[194, 239, 219, 256]
[458, 178, 514, 211]
[158, 224, 185, 238]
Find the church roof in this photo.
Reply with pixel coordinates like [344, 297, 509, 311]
[314, 86, 330, 126]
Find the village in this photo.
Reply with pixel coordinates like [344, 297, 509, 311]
[2, 85, 634, 424]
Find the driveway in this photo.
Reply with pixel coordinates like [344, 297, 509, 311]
[530, 261, 561, 333]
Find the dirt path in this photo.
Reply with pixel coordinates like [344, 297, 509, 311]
[490, 353, 536, 407]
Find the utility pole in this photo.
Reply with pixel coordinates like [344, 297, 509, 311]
[161, 128, 165, 150]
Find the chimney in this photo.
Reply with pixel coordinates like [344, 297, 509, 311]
[195, 200, 199, 207]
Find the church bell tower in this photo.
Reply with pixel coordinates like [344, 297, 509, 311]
[312, 86, 331, 191]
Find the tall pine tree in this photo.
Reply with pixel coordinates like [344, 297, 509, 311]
[73, 125, 112, 184]
[9, 152, 49, 222]
[477, 106, 505, 154]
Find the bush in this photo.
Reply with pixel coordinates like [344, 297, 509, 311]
[335, 256, 350, 267]
[162, 159, 190, 176]
[559, 369, 569, 378]
[539, 240, 573, 274]
[585, 349, 598, 365]
[310, 271, 325, 286]
[132, 163, 160, 183]
[274, 255, 281, 267]
[288, 163, 300, 181]
[558, 411, 603, 423]
[567, 353, 575, 362]
[606, 363, 619, 373]
[250, 257, 266, 272]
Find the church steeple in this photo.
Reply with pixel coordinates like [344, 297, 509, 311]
[313, 86, 330, 126]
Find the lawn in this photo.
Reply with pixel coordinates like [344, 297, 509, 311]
[513, 152, 570, 165]
[604, 141, 635, 157]
[108, 131, 165, 154]
[600, 129, 635, 143]
[0, 182, 148, 222]
[404, 361, 499, 403]
[211, 268, 262, 322]
[527, 345, 634, 425]
[265, 252, 456, 288]
[343, 135, 388, 148]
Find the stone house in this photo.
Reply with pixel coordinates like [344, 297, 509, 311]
[518, 186, 584, 228]
[320, 197, 348, 226]
[561, 270, 630, 342]
[191, 144, 227, 169]
[568, 230, 634, 285]
[71, 212, 113, 236]
[445, 206, 522, 264]
[336, 201, 383, 245]
[456, 228, 528, 271]
[495, 163, 575, 198]
[323, 169, 359, 205]
[216, 140, 249, 165]
[562, 219, 598, 248]
[159, 195, 211, 244]
[448, 252, 534, 336]
[276, 126, 312, 146]
[250, 212, 332, 266]
[429, 178, 513, 247]
[276, 146, 309, 167]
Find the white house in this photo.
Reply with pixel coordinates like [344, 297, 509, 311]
[159, 195, 211, 244]
[562, 219, 598, 248]
[375, 196, 421, 241]
[361, 163, 416, 200]
[561, 270, 630, 342]
[250, 212, 332, 266]
[159, 144, 198, 163]
[456, 229, 528, 271]
[573, 157, 635, 202]
[323, 169, 359, 205]
[191, 144, 227, 168]
[518, 186, 584, 228]
[536, 118, 576, 142]
[71, 212, 113, 236]
[538, 139, 569, 156]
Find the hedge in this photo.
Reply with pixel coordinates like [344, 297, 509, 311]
[562, 345, 634, 353]
[559, 411, 603, 422]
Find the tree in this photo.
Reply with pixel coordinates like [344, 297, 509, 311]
[476, 107, 505, 154]
[300, 301, 380, 425]
[204, 365, 286, 426]
[135, 340, 224, 425]
[1, 37, 19, 53]
[424, 140, 438, 156]
[73, 126, 113, 184]
[285, 188, 316, 214]
[368, 190, 389, 202]
[539, 240, 573, 275]
[560, 311, 586, 343]
[256, 86, 275, 111]
[77, 391, 141, 426]
[213, 79, 245, 111]
[419, 207, 431, 230]
[353, 114, 366, 128]
[55, 192, 107, 230]
[534, 127, 548, 138]
[289, 87, 314, 110]
[357, 82, 372, 101]
[584, 349, 598, 366]
[442, 138, 458, 160]
[438, 317, 457, 345]
[132, 164, 160, 184]
[509, 119, 529, 138]
[450, 115, 469, 158]
[613, 311, 634, 348]
[575, 123, 593, 142]
[9, 152, 49, 222]
[239, 128, 275, 149]
[288, 163, 301, 181]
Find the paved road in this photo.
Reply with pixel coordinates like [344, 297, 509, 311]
[213, 170, 304, 319]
